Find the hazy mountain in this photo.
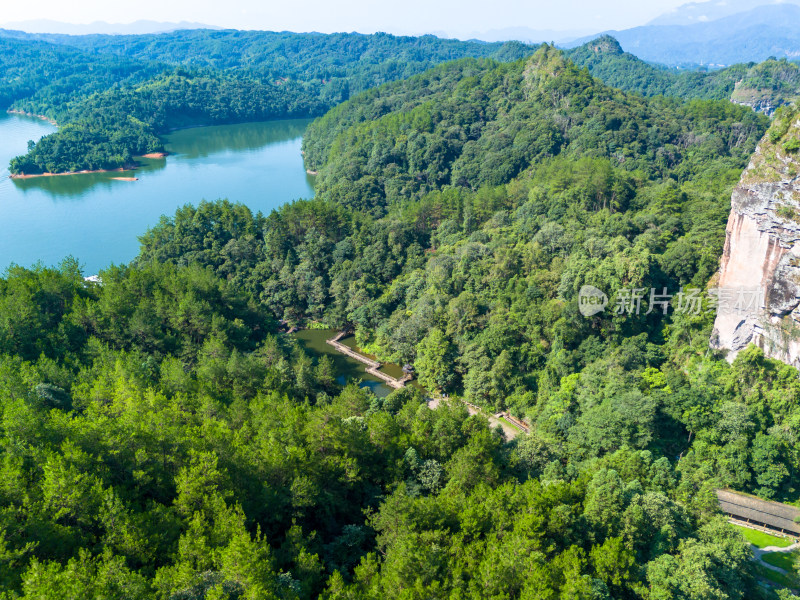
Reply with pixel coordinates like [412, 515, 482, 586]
[648, 0, 800, 26]
[0, 19, 221, 35]
[567, 3, 800, 66]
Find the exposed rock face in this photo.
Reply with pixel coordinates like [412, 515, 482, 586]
[731, 97, 779, 117]
[728, 61, 800, 117]
[711, 108, 800, 365]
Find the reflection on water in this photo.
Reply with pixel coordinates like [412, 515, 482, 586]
[339, 335, 408, 379]
[292, 329, 395, 398]
[168, 120, 311, 159]
[0, 113, 315, 273]
[11, 158, 167, 198]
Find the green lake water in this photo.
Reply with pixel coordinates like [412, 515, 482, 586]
[0, 113, 315, 274]
[339, 336, 408, 380]
[293, 329, 411, 398]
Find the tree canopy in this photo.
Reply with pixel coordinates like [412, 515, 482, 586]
[0, 33, 798, 600]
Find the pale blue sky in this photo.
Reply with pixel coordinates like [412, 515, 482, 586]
[1, 0, 705, 37]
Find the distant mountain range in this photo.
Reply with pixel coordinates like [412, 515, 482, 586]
[4, 2, 800, 69]
[566, 3, 800, 67]
[0, 19, 221, 35]
[437, 1, 800, 68]
[647, 0, 800, 26]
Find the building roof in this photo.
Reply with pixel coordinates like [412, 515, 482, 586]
[716, 489, 800, 535]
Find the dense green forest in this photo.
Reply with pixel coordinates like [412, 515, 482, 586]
[130, 49, 800, 595]
[0, 35, 164, 110]
[0, 257, 781, 599]
[0, 30, 533, 174]
[8, 29, 535, 106]
[12, 27, 798, 108]
[564, 36, 800, 113]
[2, 37, 800, 598]
[302, 46, 766, 213]
[7, 71, 326, 174]
[4, 26, 799, 175]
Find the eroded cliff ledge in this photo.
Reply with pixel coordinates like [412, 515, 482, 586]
[711, 106, 800, 365]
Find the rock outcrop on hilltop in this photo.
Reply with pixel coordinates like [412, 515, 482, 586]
[711, 106, 800, 365]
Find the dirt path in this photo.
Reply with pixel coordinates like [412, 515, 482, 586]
[760, 542, 800, 554]
[752, 541, 799, 573]
[427, 396, 525, 441]
[322, 330, 527, 439]
[747, 539, 800, 596]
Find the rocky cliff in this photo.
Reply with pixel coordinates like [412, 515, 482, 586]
[730, 61, 800, 117]
[711, 105, 800, 365]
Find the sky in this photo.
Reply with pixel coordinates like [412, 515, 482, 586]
[0, 0, 700, 37]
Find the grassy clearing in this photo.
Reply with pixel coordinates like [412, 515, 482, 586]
[763, 551, 799, 572]
[756, 564, 797, 588]
[732, 524, 794, 548]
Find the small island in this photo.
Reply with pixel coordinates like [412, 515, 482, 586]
[8, 145, 169, 179]
[10, 167, 130, 179]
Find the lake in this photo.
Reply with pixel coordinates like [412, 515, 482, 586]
[0, 113, 315, 274]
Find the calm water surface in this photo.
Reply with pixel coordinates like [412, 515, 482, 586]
[293, 329, 397, 398]
[0, 113, 315, 273]
[339, 335, 408, 379]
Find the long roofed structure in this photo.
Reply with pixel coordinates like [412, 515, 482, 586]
[716, 489, 800, 536]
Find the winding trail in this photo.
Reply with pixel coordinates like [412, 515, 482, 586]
[323, 330, 530, 441]
[428, 395, 529, 441]
[752, 541, 800, 574]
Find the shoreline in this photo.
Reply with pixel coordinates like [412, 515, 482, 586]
[6, 109, 58, 126]
[9, 153, 168, 179]
[10, 167, 129, 180]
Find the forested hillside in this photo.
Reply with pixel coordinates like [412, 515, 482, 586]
[566, 36, 800, 113]
[303, 45, 766, 213]
[7, 71, 325, 174]
[0, 30, 534, 174]
[0, 255, 774, 598]
[10, 29, 533, 106]
[3, 26, 798, 175]
[2, 38, 800, 599]
[0, 36, 163, 111]
[140, 47, 800, 521]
